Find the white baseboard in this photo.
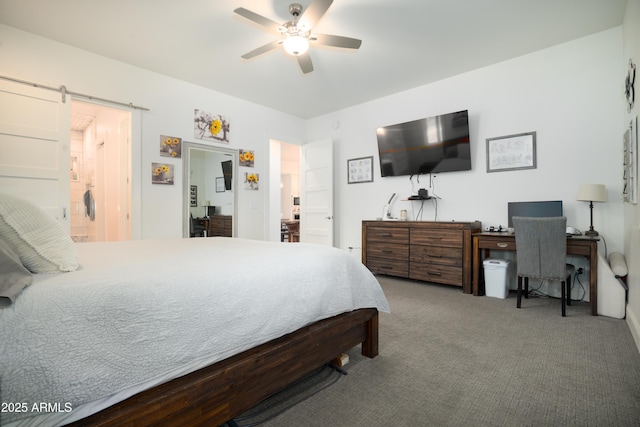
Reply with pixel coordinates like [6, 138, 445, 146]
[626, 304, 640, 354]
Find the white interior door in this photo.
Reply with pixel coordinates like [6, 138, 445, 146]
[0, 80, 70, 228]
[300, 138, 334, 245]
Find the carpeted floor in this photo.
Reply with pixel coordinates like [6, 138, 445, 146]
[247, 276, 640, 426]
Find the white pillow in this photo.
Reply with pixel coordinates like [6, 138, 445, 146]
[0, 193, 79, 273]
[609, 252, 628, 277]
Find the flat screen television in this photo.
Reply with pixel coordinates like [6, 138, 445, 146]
[507, 200, 563, 228]
[221, 160, 232, 191]
[376, 110, 471, 177]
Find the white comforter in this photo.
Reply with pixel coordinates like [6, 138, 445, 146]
[0, 238, 389, 426]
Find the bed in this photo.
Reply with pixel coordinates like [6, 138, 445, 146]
[0, 195, 389, 427]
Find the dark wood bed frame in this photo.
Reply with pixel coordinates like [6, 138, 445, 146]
[68, 308, 379, 426]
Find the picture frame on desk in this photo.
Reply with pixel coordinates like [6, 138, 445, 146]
[486, 131, 536, 173]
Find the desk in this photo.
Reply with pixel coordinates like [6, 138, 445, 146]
[472, 232, 599, 316]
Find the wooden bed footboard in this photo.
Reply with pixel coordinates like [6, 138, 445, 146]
[69, 308, 379, 426]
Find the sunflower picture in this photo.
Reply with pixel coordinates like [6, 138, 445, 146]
[152, 162, 174, 185]
[194, 109, 230, 143]
[244, 172, 259, 190]
[239, 149, 255, 167]
[160, 135, 182, 158]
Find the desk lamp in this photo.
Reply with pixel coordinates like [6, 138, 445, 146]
[202, 200, 210, 218]
[576, 184, 607, 236]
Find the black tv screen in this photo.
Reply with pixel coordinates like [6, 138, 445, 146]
[376, 110, 471, 177]
[507, 200, 563, 228]
[221, 160, 232, 190]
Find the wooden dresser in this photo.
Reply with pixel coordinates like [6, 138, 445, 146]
[208, 215, 233, 237]
[362, 220, 481, 293]
[194, 216, 233, 237]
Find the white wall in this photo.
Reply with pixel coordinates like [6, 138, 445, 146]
[0, 24, 306, 240]
[307, 28, 625, 263]
[622, 0, 640, 351]
[2, 14, 639, 344]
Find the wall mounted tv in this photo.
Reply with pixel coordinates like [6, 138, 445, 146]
[221, 160, 232, 191]
[376, 110, 471, 177]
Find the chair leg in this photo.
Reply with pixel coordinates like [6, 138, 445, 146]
[561, 280, 566, 317]
[524, 277, 529, 299]
[517, 276, 522, 308]
[566, 275, 572, 306]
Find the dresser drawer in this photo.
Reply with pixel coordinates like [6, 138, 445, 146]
[410, 263, 462, 286]
[410, 228, 462, 247]
[410, 245, 462, 267]
[366, 227, 409, 244]
[476, 236, 516, 251]
[366, 257, 409, 277]
[367, 243, 409, 261]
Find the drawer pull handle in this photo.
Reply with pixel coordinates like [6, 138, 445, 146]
[428, 254, 443, 258]
[496, 243, 509, 248]
[428, 271, 442, 276]
[381, 249, 393, 253]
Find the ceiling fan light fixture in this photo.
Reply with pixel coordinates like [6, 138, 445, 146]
[283, 35, 309, 56]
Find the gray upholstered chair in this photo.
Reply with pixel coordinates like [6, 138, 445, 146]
[513, 216, 575, 317]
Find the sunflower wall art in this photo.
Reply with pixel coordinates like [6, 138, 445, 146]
[160, 135, 182, 158]
[239, 149, 255, 167]
[244, 172, 259, 190]
[152, 163, 174, 185]
[194, 109, 230, 143]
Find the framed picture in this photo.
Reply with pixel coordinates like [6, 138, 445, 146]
[623, 116, 638, 204]
[152, 163, 174, 185]
[190, 185, 197, 206]
[160, 135, 182, 158]
[348, 156, 374, 184]
[486, 132, 537, 173]
[216, 177, 225, 193]
[194, 109, 230, 143]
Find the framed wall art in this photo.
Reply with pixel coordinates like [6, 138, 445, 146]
[486, 132, 537, 173]
[216, 177, 225, 193]
[623, 116, 638, 204]
[347, 156, 374, 184]
[190, 185, 198, 206]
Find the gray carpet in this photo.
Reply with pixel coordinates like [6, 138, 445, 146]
[259, 276, 640, 426]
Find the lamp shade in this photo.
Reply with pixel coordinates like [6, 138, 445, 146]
[201, 200, 211, 207]
[283, 35, 309, 56]
[576, 184, 607, 203]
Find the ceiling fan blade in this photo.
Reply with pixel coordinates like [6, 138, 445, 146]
[241, 40, 281, 59]
[313, 34, 362, 49]
[298, 0, 333, 31]
[296, 52, 314, 74]
[234, 7, 283, 33]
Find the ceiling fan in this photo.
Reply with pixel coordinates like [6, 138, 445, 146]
[234, 0, 362, 74]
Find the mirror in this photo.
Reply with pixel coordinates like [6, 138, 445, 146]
[182, 141, 238, 238]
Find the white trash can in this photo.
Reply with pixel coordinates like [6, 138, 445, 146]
[483, 259, 512, 299]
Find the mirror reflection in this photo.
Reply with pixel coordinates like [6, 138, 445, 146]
[183, 142, 237, 238]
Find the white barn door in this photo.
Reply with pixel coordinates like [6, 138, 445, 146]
[300, 138, 333, 245]
[0, 80, 71, 228]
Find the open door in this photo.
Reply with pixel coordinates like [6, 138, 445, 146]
[0, 80, 70, 227]
[300, 138, 333, 245]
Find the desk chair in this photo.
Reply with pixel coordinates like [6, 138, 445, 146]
[513, 216, 575, 317]
[287, 221, 300, 242]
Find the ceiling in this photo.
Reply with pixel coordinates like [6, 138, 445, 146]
[0, 0, 628, 119]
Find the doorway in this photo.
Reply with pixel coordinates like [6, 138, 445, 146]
[69, 100, 131, 242]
